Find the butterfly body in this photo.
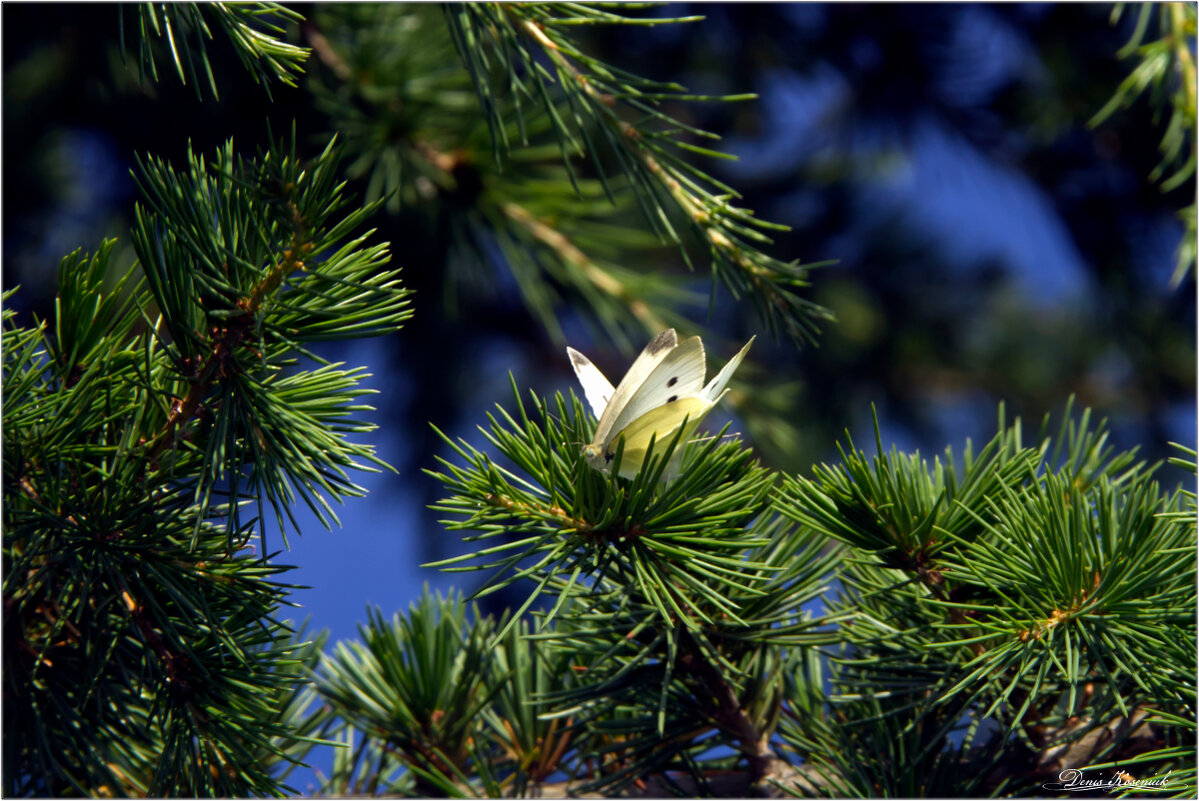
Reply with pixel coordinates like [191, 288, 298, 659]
[568, 329, 754, 479]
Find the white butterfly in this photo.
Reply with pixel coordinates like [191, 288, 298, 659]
[567, 329, 755, 479]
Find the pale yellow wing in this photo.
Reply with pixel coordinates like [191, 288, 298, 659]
[604, 395, 712, 479]
[592, 334, 706, 453]
[585, 329, 678, 456]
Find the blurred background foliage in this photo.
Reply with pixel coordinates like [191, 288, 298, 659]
[3, 0, 1194, 655]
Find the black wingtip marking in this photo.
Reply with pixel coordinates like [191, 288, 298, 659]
[646, 329, 677, 355]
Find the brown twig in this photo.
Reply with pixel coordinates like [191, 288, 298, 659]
[484, 491, 591, 533]
[677, 632, 778, 786]
[142, 210, 310, 462]
[302, 19, 353, 81]
[499, 200, 668, 334]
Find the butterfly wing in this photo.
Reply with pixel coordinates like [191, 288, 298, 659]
[609, 395, 712, 479]
[588, 329, 678, 448]
[701, 335, 756, 402]
[593, 334, 707, 453]
[567, 347, 616, 418]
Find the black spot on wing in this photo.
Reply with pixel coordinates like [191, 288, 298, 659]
[646, 329, 677, 355]
[605, 451, 614, 463]
[667, 395, 677, 403]
[667, 376, 678, 387]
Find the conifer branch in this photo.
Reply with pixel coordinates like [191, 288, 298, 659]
[678, 631, 777, 785]
[498, 199, 668, 334]
[124, 2, 309, 100]
[306, 5, 690, 348]
[444, 2, 837, 347]
[144, 198, 313, 462]
[1092, 2, 1197, 285]
[3, 131, 409, 793]
[130, 133, 412, 541]
[409, 136, 672, 336]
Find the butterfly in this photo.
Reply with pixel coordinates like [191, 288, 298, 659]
[567, 329, 755, 479]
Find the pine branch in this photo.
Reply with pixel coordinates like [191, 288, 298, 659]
[315, 592, 500, 797]
[417, 369, 840, 795]
[1091, 3, 1198, 286]
[499, 198, 672, 337]
[129, 130, 412, 545]
[676, 630, 777, 784]
[426, 383, 776, 636]
[772, 402, 1196, 798]
[3, 131, 411, 795]
[304, 3, 701, 351]
[123, 2, 309, 100]
[443, 2, 836, 347]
